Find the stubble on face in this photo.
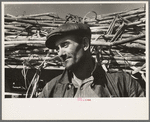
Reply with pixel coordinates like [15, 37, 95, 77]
[55, 35, 85, 71]
[63, 42, 85, 71]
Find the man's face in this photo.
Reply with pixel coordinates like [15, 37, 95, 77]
[55, 35, 85, 70]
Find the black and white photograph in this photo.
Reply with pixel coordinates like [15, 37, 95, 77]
[2, 1, 149, 120]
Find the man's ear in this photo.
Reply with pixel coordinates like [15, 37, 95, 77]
[82, 37, 90, 51]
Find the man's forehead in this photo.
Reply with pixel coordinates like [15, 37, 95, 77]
[55, 38, 68, 46]
[55, 35, 77, 46]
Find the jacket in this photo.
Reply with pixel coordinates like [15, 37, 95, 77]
[38, 64, 145, 97]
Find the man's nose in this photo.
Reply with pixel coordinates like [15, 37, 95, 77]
[58, 48, 67, 57]
[58, 48, 67, 61]
[58, 48, 65, 56]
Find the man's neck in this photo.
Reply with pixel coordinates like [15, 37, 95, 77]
[72, 56, 95, 80]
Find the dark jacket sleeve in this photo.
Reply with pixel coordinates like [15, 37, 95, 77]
[106, 71, 145, 97]
[38, 76, 60, 98]
[117, 72, 145, 97]
[127, 73, 145, 97]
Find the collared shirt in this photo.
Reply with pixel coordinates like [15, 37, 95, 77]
[72, 75, 99, 97]
[72, 63, 99, 97]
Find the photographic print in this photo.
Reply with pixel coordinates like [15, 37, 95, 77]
[2, 1, 149, 120]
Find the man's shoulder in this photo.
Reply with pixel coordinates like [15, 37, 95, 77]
[106, 70, 131, 77]
[46, 69, 70, 86]
[105, 70, 133, 85]
[46, 74, 62, 86]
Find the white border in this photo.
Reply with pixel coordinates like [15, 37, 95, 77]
[2, 1, 149, 120]
[2, 1, 147, 4]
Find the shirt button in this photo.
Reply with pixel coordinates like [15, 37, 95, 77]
[91, 83, 95, 87]
[67, 84, 72, 89]
[80, 87, 83, 90]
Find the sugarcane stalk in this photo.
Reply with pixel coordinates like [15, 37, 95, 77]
[91, 29, 108, 33]
[5, 55, 60, 62]
[5, 43, 46, 48]
[5, 17, 61, 27]
[5, 47, 46, 53]
[124, 31, 141, 34]
[39, 20, 65, 23]
[124, 13, 145, 20]
[132, 40, 145, 45]
[102, 34, 132, 39]
[15, 17, 58, 21]
[89, 19, 145, 33]
[5, 40, 45, 44]
[95, 10, 145, 23]
[91, 41, 111, 46]
[95, 53, 145, 62]
[101, 60, 144, 66]
[5, 59, 59, 67]
[5, 22, 31, 28]
[16, 12, 60, 18]
[5, 31, 29, 36]
[106, 15, 118, 35]
[110, 22, 126, 42]
[100, 55, 145, 61]
[5, 54, 47, 58]
[5, 37, 46, 41]
[118, 14, 131, 23]
[108, 68, 145, 74]
[123, 43, 145, 50]
[90, 12, 145, 24]
[132, 63, 146, 74]
[90, 26, 110, 30]
[5, 25, 25, 31]
[91, 34, 145, 47]
[127, 20, 145, 27]
[5, 65, 64, 70]
[112, 34, 145, 46]
[98, 7, 144, 18]
[136, 24, 145, 28]
[5, 14, 16, 18]
[5, 50, 48, 56]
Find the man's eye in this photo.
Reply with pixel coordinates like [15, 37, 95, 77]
[55, 46, 59, 52]
[62, 42, 69, 48]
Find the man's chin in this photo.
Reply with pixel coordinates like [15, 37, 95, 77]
[65, 65, 72, 70]
[64, 64, 74, 71]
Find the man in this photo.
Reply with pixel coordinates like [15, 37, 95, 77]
[38, 23, 145, 97]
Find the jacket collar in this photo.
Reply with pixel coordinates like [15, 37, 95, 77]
[57, 62, 106, 86]
[57, 68, 72, 84]
[92, 64, 107, 86]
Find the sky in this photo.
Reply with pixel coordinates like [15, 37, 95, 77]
[4, 2, 145, 19]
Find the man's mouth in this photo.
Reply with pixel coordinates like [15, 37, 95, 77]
[60, 55, 72, 62]
[64, 57, 71, 61]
